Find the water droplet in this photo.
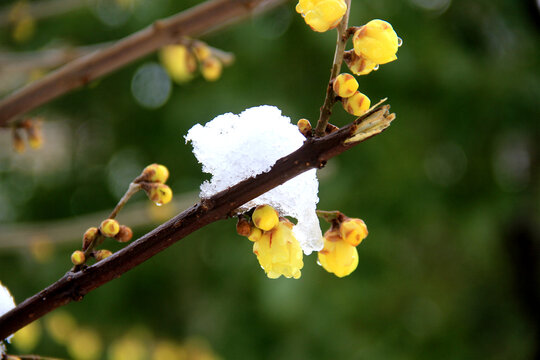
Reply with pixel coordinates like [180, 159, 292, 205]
[155, 202, 163, 207]
[316, 259, 322, 266]
[373, 64, 380, 71]
[397, 37, 403, 47]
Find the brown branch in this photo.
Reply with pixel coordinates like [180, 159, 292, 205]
[0, 0, 288, 126]
[314, 0, 352, 137]
[0, 103, 395, 340]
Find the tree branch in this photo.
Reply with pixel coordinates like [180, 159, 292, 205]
[0, 103, 395, 340]
[0, 0, 288, 126]
[314, 0, 352, 137]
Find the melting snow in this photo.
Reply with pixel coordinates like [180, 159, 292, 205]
[185, 105, 323, 254]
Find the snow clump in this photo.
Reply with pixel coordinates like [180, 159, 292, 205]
[0, 281, 16, 354]
[185, 105, 323, 254]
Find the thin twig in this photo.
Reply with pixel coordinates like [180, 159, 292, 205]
[0, 103, 395, 340]
[314, 0, 352, 137]
[0, 0, 288, 126]
[0, 0, 86, 27]
[108, 183, 141, 219]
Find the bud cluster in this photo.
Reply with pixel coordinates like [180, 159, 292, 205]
[11, 118, 43, 153]
[318, 216, 368, 277]
[138, 164, 173, 206]
[160, 40, 224, 84]
[237, 205, 304, 279]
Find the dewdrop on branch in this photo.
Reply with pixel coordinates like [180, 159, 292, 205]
[186, 105, 323, 254]
[296, 0, 347, 33]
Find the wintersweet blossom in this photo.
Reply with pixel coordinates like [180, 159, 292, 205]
[186, 105, 323, 254]
[0, 281, 16, 355]
[296, 0, 347, 32]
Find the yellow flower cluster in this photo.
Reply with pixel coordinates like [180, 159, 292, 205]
[238, 205, 304, 279]
[296, 0, 347, 32]
[318, 218, 368, 277]
[140, 164, 173, 206]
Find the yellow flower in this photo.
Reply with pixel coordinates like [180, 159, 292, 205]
[344, 51, 378, 76]
[200, 56, 222, 82]
[353, 19, 399, 65]
[100, 219, 120, 237]
[253, 219, 303, 279]
[318, 229, 358, 278]
[142, 163, 169, 183]
[296, 0, 347, 33]
[339, 218, 368, 246]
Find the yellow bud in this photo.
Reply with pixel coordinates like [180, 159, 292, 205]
[296, 0, 347, 32]
[12, 321, 41, 352]
[71, 250, 86, 265]
[12, 15, 35, 44]
[201, 56, 222, 82]
[82, 227, 99, 250]
[159, 45, 197, 84]
[24, 120, 43, 149]
[252, 205, 279, 231]
[193, 42, 212, 61]
[100, 219, 120, 237]
[318, 235, 358, 277]
[142, 163, 169, 183]
[297, 118, 312, 137]
[353, 19, 399, 65]
[333, 73, 359, 98]
[95, 249, 112, 261]
[146, 183, 173, 206]
[339, 218, 368, 246]
[342, 91, 370, 116]
[344, 51, 377, 76]
[114, 225, 133, 243]
[236, 217, 251, 237]
[248, 226, 262, 242]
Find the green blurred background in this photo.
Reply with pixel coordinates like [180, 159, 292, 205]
[0, 0, 539, 359]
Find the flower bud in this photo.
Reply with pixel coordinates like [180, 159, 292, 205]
[94, 249, 112, 261]
[296, 0, 347, 32]
[200, 56, 222, 82]
[297, 118, 312, 137]
[146, 183, 173, 206]
[353, 19, 399, 65]
[114, 225, 133, 243]
[333, 73, 359, 98]
[193, 42, 211, 61]
[236, 217, 251, 237]
[339, 218, 368, 246]
[344, 51, 377, 76]
[247, 226, 262, 242]
[142, 163, 169, 183]
[82, 227, 99, 250]
[100, 219, 120, 237]
[342, 91, 370, 116]
[24, 120, 43, 149]
[252, 205, 279, 231]
[71, 250, 86, 265]
[160, 45, 197, 83]
[318, 235, 358, 277]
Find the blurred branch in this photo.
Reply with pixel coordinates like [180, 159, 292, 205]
[0, 193, 198, 250]
[0, 0, 288, 126]
[314, 0, 351, 137]
[0, 0, 86, 27]
[0, 103, 395, 340]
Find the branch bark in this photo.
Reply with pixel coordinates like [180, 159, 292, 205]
[0, 0, 288, 126]
[0, 103, 395, 340]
